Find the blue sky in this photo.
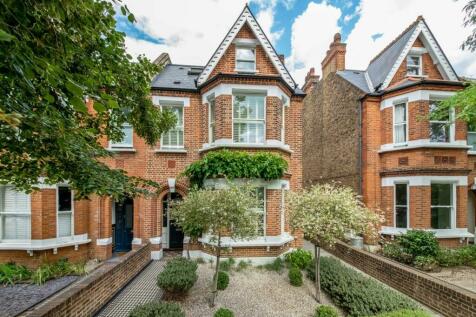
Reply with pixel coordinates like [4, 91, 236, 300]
[117, 0, 475, 85]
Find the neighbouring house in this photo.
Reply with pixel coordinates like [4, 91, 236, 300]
[0, 5, 304, 267]
[303, 16, 474, 247]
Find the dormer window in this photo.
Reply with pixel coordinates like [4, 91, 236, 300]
[406, 55, 422, 76]
[236, 47, 256, 72]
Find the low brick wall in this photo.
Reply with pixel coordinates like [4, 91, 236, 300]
[21, 243, 152, 317]
[327, 242, 476, 317]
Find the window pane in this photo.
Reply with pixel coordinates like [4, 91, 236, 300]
[431, 184, 452, 206]
[210, 100, 215, 123]
[395, 207, 407, 228]
[468, 132, 476, 151]
[3, 186, 30, 214]
[58, 187, 72, 211]
[236, 61, 255, 71]
[430, 123, 449, 142]
[395, 184, 407, 205]
[407, 56, 420, 66]
[394, 104, 406, 124]
[3, 215, 30, 239]
[123, 126, 133, 145]
[236, 48, 255, 60]
[57, 213, 72, 237]
[394, 125, 406, 143]
[431, 207, 451, 229]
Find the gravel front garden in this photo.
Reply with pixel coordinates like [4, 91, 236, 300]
[181, 261, 339, 317]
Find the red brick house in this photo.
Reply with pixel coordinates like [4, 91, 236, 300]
[0, 5, 304, 267]
[303, 16, 474, 247]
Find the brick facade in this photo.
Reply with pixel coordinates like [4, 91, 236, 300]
[0, 10, 303, 266]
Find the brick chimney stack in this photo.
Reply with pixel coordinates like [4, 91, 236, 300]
[321, 33, 346, 80]
[302, 67, 320, 93]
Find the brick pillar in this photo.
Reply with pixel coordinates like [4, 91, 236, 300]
[410, 186, 431, 228]
[215, 95, 232, 140]
[265, 189, 280, 236]
[90, 196, 113, 260]
[456, 186, 468, 228]
[265, 96, 282, 141]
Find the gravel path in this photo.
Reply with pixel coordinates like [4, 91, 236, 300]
[182, 263, 341, 317]
[0, 275, 78, 317]
[428, 266, 476, 293]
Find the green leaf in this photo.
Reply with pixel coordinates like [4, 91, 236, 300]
[93, 101, 106, 113]
[70, 96, 87, 113]
[127, 13, 135, 23]
[120, 6, 127, 15]
[65, 80, 83, 97]
[0, 29, 15, 42]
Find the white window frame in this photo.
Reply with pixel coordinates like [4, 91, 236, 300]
[429, 100, 453, 143]
[0, 185, 31, 242]
[430, 182, 456, 230]
[406, 54, 422, 76]
[57, 185, 74, 238]
[394, 183, 409, 229]
[253, 187, 266, 236]
[393, 102, 408, 145]
[160, 103, 185, 149]
[232, 94, 266, 144]
[110, 123, 133, 148]
[235, 45, 256, 72]
[209, 97, 216, 144]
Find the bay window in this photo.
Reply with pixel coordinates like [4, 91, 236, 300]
[233, 94, 265, 144]
[110, 123, 133, 148]
[431, 183, 454, 229]
[394, 183, 408, 228]
[406, 55, 422, 76]
[57, 186, 73, 237]
[161, 104, 184, 149]
[429, 101, 450, 142]
[0, 186, 31, 240]
[393, 103, 407, 144]
[236, 46, 256, 72]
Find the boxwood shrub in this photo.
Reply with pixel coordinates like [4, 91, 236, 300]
[129, 301, 185, 317]
[285, 249, 312, 269]
[217, 271, 229, 290]
[314, 305, 338, 317]
[214, 308, 234, 317]
[157, 258, 198, 299]
[306, 257, 419, 316]
[288, 266, 303, 286]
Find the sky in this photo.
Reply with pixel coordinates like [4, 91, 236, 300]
[117, 0, 476, 86]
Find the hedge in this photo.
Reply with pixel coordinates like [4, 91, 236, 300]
[129, 301, 185, 317]
[306, 257, 419, 316]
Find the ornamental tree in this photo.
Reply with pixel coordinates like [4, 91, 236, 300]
[0, 0, 176, 199]
[170, 184, 260, 306]
[287, 183, 381, 302]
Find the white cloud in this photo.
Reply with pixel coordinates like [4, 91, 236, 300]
[286, 2, 342, 85]
[121, 0, 248, 65]
[256, 7, 284, 45]
[345, 0, 476, 78]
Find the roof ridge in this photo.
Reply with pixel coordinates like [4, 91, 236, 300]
[169, 64, 204, 68]
[339, 69, 366, 72]
[367, 16, 423, 65]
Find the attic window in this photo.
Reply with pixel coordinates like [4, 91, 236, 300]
[236, 47, 256, 72]
[406, 55, 422, 76]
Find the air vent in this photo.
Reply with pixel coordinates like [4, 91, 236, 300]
[188, 67, 203, 75]
[398, 157, 408, 166]
[173, 81, 181, 84]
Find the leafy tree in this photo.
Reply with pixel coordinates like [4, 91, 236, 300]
[0, 0, 176, 199]
[287, 183, 381, 302]
[462, 0, 476, 52]
[170, 184, 260, 306]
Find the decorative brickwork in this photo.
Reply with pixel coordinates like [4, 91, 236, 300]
[20, 243, 151, 317]
[327, 241, 476, 317]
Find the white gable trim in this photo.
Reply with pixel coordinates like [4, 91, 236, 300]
[381, 20, 458, 90]
[197, 6, 296, 89]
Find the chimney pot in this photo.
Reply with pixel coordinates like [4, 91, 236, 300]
[321, 33, 346, 80]
[334, 33, 341, 43]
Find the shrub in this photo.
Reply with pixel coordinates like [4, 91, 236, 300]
[214, 308, 234, 317]
[306, 257, 419, 316]
[195, 257, 205, 264]
[437, 245, 476, 267]
[264, 257, 284, 272]
[288, 266, 303, 286]
[236, 260, 251, 271]
[285, 249, 313, 269]
[382, 243, 413, 264]
[31, 258, 86, 285]
[157, 258, 198, 299]
[219, 258, 235, 272]
[372, 309, 431, 317]
[314, 305, 338, 317]
[0, 263, 32, 285]
[129, 301, 185, 317]
[217, 271, 229, 290]
[413, 256, 439, 272]
[397, 230, 439, 258]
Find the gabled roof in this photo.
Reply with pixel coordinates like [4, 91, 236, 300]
[151, 64, 203, 91]
[196, 5, 297, 89]
[365, 16, 458, 92]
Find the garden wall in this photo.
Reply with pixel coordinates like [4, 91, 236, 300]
[20, 243, 151, 317]
[327, 241, 476, 317]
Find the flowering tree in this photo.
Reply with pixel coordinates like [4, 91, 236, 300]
[287, 183, 381, 302]
[170, 184, 260, 306]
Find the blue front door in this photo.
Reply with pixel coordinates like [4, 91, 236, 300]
[114, 198, 133, 252]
